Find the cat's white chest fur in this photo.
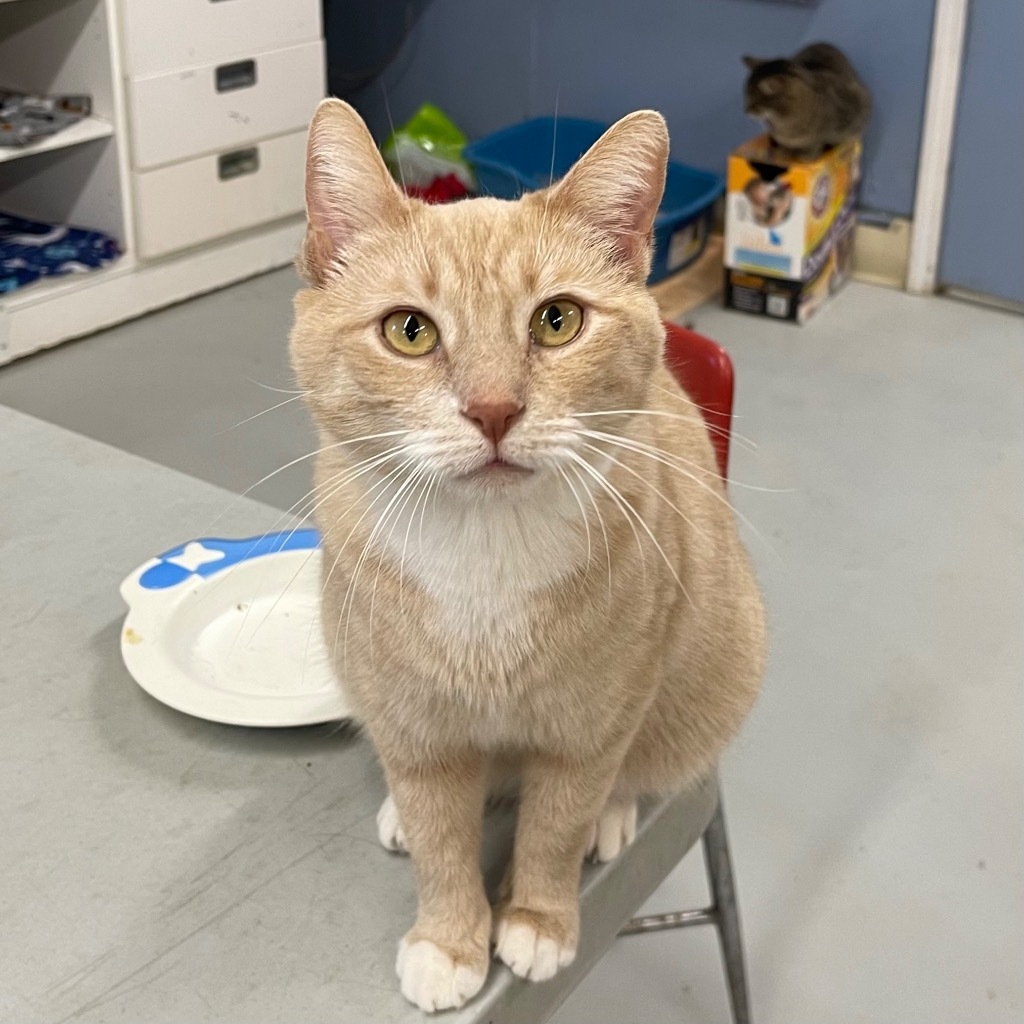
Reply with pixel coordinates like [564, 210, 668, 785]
[380, 479, 583, 647]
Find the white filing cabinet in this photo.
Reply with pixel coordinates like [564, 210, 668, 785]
[0, 0, 326, 365]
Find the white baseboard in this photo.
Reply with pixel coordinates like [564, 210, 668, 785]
[853, 217, 912, 290]
[943, 286, 1024, 316]
[0, 217, 305, 366]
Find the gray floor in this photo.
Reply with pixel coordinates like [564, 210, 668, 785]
[2, 274, 1022, 1024]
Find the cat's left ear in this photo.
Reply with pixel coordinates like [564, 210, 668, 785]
[298, 98, 405, 286]
[550, 110, 669, 280]
[742, 56, 764, 70]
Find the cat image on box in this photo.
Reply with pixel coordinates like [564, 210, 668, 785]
[743, 178, 794, 228]
[743, 42, 871, 161]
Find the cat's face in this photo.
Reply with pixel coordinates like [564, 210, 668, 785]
[291, 102, 668, 499]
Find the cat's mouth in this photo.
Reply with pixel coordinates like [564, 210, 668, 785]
[462, 457, 533, 480]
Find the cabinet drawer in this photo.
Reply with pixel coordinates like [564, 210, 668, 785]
[120, 0, 322, 78]
[128, 41, 324, 170]
[134, 130, 307, 260]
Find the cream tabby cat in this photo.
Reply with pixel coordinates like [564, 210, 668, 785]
[290, 99, 765, 1013]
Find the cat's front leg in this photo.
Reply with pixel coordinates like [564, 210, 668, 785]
[381, 747, 491, 1012]
[493, 752, 624, 982]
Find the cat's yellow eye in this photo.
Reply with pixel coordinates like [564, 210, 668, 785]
[382, 310, 439, 357]
[530, 299, 584, 348]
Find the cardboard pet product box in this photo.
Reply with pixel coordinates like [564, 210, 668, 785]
[724, 134, 861, 322]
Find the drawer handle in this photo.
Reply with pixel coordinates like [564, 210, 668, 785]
[218, 147, 259, 181]
[216, 59, 257, 93]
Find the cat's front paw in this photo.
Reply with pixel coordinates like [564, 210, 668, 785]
[493, 908, 577, 982]
[585, 797, 637, 862]
[396, 935, 488, 1012]
[376, 794, 408, 854]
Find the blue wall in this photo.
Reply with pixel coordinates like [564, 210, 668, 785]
[347, 0, 936, 217]
[939, 0, 1024, 304]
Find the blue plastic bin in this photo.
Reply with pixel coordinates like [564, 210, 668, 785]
[464, 117, 724, 282]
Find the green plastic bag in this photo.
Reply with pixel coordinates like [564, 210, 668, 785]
[381, 103, 475, 192]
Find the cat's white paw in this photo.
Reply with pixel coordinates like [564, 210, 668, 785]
[493, 918, 576, 982]
[585, 798, 638, 863]
[376, 794, 408, 854]
[396, 937, 487, 1012]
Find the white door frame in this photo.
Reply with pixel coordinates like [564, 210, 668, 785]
[906, 0, 970, 294]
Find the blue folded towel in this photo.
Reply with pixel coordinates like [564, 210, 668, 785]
[0, 211, 120, 294]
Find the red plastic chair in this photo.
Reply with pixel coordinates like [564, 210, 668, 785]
[663, 320, 734, 481]
[617, 322, 751, 1024]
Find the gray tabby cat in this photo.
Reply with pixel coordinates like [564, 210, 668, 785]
[743, 42, 870, 161]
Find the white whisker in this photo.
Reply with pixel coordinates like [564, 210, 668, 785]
[311, 461, 414, 674]
[567, 451, 693, 607]
[556, 463, 592, 572]
[565, 451, 648, 582]
[652, 383, 759, 446]
[567, 460, 612, 603]
[576, 440, 710, 543]
[339, 462, 421, 668]
[381, 83, 432, 272]
[576, 428, 778, 557]
[574, 407, 758, 454]
[419, 471, 440, 552]
[367, 466, 429, 663]
[399, 470, 436, 609]
[246, 378, 307, 395]
[263, 442, 412, 551]
[381, 85, 407, 193]
[575, 420, 785, 492]
[214, 393, 305, 436]
[233, 448, 411, 646]
[192, 446, 408, 622]
[320, 460, 412, 619]
[202, 428, 413, 535]
[534, 87, 561, 262]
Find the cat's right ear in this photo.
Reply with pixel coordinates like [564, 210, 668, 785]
[742, 56, 763, 71]
[298, 99, 404, 286]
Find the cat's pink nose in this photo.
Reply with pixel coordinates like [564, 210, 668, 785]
[461, 399, 524, 446]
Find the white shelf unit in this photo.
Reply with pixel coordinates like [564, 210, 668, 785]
[0, 0, 324, 366]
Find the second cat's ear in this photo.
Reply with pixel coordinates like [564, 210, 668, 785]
[299, 99, 405, 286]
[550, 110, 669, 280]
[743, 56, 764, 70]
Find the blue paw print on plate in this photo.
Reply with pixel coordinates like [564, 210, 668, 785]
[139, 530, 321, 590]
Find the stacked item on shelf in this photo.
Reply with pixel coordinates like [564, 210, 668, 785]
[0, 212, 120, 294]
[0, 90, 92, 149]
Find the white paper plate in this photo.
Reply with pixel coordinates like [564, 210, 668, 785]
[120, 530, 351, 727]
